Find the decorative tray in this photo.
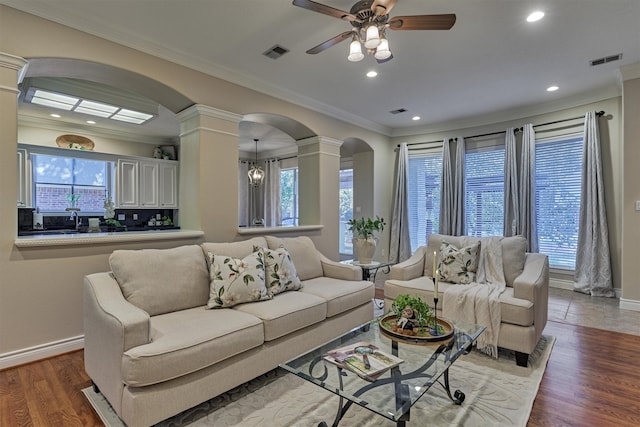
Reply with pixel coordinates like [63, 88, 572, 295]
[56, 134, 95, 150]
[379, 314, 454, 344]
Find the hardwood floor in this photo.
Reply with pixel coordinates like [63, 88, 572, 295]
[2, 316, 640, 426]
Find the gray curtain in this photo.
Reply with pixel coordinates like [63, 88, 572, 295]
[238, 161, 250, 227]
[519, 124, 538, 252]
[440, 136, 465, 236]
[453, 136, 466, 235]
[503, 128, 519, 236]
[389, 143, 412, 263]
[263, 159, 281, 227]
[574, 111, 614, 297]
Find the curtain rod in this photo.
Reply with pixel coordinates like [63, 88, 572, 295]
[397, 110, 606, 147]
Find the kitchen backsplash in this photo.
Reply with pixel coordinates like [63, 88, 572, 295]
[18, 208, 177, 231]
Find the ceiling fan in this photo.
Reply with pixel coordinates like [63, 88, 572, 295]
[292, 0, 456, 63]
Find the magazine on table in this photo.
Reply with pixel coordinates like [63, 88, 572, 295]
[323, 341, 404, 381]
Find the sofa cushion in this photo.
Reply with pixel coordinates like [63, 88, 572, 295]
[300, 277, 374, 317]
[109, 245, 209, 316]
[424, 234, 481, 277]
[263, 247, 303, 296]
[502, 236, 527, 286]
[201, 237, 268, 261]
[122, 307, 264, 387]
[233, 291, 327, 341]
[438, 241, 480, 284]
[265, 236, 323, 280]
[385, 278, 534, 327]
[206, 250, 271, 308]
[499, 287, 535, 326]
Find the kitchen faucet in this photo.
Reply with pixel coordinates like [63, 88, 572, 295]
[67, 208, 81, 230]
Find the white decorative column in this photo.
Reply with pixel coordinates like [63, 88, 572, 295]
[297, 136, 343, 257]
[0, 53, 28, 243]
[177, 105, 242, 241]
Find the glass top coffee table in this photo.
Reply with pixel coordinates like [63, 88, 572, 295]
[280, 318, 485, 427]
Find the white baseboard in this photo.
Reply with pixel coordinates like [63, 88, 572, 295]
[549, 277, 622, 298]
[0, 335, 84, 370]
[620, 298, 640, 312]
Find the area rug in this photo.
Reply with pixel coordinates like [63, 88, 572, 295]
[83, 333, 554, 427]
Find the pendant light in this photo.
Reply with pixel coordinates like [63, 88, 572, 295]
[247, 139, 265, 186]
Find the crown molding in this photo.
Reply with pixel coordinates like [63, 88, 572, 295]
[177, 104, 243, 123]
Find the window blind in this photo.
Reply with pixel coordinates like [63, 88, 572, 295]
[407, 152, 442, 252]
[535, 135, 583, 269]
[464, 147, 505, 237]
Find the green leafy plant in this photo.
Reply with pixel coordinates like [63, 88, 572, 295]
[390, 294, 433, 332]
[105, 218, 122, 227]
[347, 216, 386, 239]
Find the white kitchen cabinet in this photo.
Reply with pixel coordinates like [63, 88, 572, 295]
[17, 149, 31, 208]
[116, 159, 139, 207]
[139, 161, 159, 207]
[116, 158, 178, 209]
[158, 162, 178, 208]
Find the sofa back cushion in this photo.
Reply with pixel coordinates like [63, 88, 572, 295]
[501, 235, 527, 286]
[109, 245, 210, 316]
[265, 236, 323, 281]
[201, 237, 268, 261]
[425, 234, 527, 287]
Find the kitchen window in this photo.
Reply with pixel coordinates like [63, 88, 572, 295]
[31, 153, 113, 213]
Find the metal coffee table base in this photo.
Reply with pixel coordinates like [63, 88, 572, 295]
[316, 339, 467, 427]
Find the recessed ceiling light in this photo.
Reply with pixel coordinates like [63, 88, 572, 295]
[366, 71, 378, 78]
[86, 120, 96, 124]
[546, 85, 559, 92]
[412, 116, 421, 121]
[49, 113, 61, 118]
[526, 11, 544, 22]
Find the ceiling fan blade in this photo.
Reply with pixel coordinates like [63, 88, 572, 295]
[388, 14, 456, 31]
[306, 31, 354, 54]
[292, 0, 359, 22]
[371, 0, 398, 17]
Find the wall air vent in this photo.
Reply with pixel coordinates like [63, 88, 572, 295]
[390, 108, 408, 115]
[590, 53, 623, 66]
[263, 45, 290, 60]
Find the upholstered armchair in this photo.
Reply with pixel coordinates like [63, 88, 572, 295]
[384, 234, 549, 366]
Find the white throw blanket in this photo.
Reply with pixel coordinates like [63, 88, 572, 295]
[442, 237, 505, 358]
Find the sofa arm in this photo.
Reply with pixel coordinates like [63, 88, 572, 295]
[389, 246, 426, 281]
[83, 272, 150, 414]
[513, 253, 549, 303]
[320, 255, 363, 281]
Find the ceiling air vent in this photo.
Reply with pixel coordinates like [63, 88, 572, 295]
[590, 53, 622, 66]
[390, 108, 408, 115]
[263, 45, 290, 60]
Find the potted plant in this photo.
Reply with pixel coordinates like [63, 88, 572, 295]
[347, 216, 385, 264]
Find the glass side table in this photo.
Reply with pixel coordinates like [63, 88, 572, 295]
[341, 260, 394, 282]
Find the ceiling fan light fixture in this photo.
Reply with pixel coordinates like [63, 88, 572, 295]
[364, 25, 381, 49]
[348, 39, 365, 62]
[374, 38, 391, 60]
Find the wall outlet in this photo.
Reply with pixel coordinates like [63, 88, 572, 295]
[118, 214, 125, 221]
[156, 213, 162, 220]
[133, 213, 138, 220]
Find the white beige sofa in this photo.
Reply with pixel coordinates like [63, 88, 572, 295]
[384, 234, 548, 367]
[84, 235, 374, 427]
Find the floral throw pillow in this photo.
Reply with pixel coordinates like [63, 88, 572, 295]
[207, 249, 271, 308]
[438, 241, 481, 284]
[263, 247, 303, 296]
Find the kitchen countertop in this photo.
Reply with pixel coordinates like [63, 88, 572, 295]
[14, 228, 204, 247]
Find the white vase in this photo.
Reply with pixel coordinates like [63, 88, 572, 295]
[353, 237, 377, 265]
